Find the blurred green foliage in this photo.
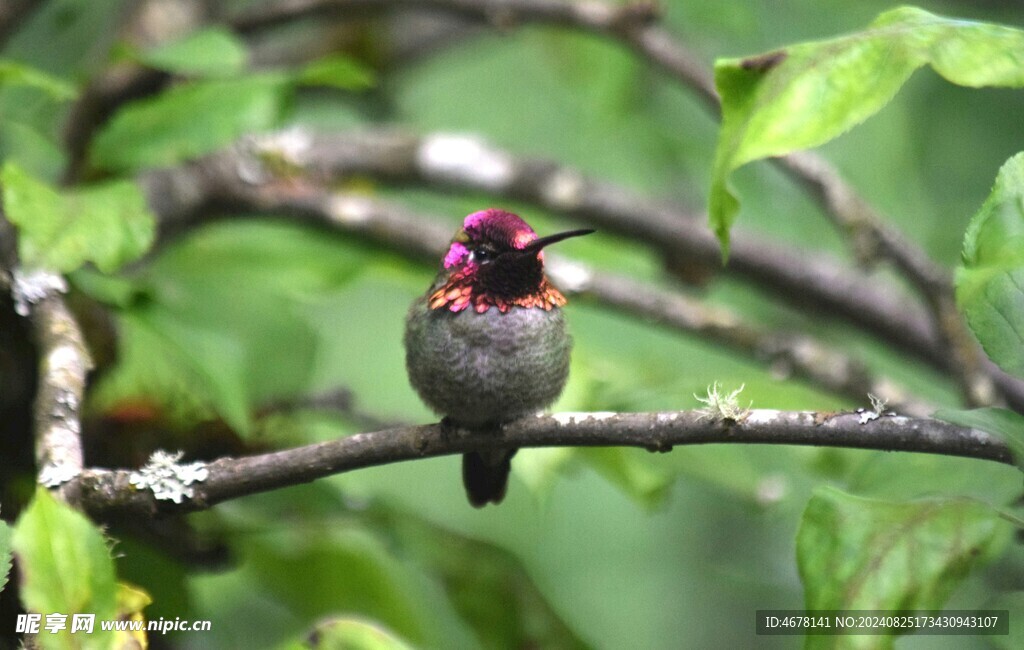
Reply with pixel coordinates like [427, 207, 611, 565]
[2, 1, 1024, 649]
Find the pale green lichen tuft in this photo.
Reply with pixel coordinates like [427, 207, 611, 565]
[694, 382, 751, 422]
[857, 393, 889, 424]
[128, 450, 208, 504]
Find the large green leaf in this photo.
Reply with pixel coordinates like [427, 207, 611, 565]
[710, 6, 1024, 257]
[797, 487, 1006, 650]
[956, 152, 1024, 379]
[0, 162, 155, 272]
[88, 286, 310, 436]
[90, 74, 290, 172]
[191, 484, 453, 647]
[11, 489, 118, 650]
[100, 306, 257, 433]
[136, 27, 248, 78]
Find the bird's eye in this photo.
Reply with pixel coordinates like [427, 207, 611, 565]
[470, 247, 492, 264]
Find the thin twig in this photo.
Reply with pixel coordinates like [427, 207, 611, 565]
[65, 409, 1012, 520]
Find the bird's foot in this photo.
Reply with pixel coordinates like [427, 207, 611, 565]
[438, 417, 465, 442]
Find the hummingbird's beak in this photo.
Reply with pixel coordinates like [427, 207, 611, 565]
[516, 228, 595, 257]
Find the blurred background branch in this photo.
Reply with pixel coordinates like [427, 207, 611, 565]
[142, 144, 936, 414]
[140, 130, 1024, 413]
[228, 0, 719, 107]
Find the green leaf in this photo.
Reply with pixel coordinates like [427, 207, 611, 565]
[195, 483, 469, 647]
[797, 487, 1006, 649]
[0, 59, 76, 100]
[298, 55, 375, 90]
[303, 618, 413, 650]
[89, 221, 368, 434]
[934, 407, 1024, 471]
[0, 162, 155, 272]
[579, 447, 674, 507]
[0, 518, 11, 593]
[136, 27, 248, 78]
[88, 310, 219, 427]
[0, 120, 66, 179]
[92, 289, 317, 435]
[91, 74, 290, 172]
[215, 481, 588, 648]
[12, 489, 118, 650]
[709, 6, 1024, 258]
[956, 152, 1024, 379]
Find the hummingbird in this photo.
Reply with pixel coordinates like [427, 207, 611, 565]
[404, 208, 593, 507]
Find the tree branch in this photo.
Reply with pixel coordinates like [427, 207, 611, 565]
[65, 409, 1012, 521]
[3, 268, 93, 490]
[0, 207, 92, 495]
